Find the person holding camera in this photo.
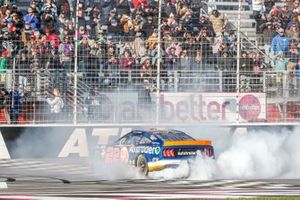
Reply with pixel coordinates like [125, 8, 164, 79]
[46, 88, 64, 123]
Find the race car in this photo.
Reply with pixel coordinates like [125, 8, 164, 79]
[99, 129, 214, 175]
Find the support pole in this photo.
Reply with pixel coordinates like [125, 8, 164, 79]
[73, 0, 79, 125]
[236, 0, 241, 124]
[156, 0, 162, 125]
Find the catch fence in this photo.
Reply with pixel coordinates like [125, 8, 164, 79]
[1, 66, 299, 125]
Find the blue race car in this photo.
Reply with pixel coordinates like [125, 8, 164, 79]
[100, 129, 214, 175]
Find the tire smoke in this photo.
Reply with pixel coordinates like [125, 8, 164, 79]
[150, 127, 300, 180]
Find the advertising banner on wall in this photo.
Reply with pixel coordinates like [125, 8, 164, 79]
[151, 93, 266, 123]
[92, 92, 139, 122]
[86, 92, 266, 124]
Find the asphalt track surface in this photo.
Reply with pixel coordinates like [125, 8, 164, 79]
[1, 159, 300, 199]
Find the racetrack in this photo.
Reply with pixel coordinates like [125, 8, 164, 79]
[1, 159, 300, 199]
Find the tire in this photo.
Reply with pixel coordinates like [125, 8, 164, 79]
[136, 155, 148, 176]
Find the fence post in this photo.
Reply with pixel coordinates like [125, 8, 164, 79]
[73, 0, 80, 125]
[263, 71, 266, 93]
[236, 0, 242, 124]
[156, 0, 162, 125]
[282, 71, 288, 122]
[219, 70, 223, 92]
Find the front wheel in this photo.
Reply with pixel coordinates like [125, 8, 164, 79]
[136, 155, 148, 176]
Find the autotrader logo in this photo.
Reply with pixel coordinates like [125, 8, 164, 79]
[239, 94, 261, 121]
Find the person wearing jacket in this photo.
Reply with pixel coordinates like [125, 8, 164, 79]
[23, 7, 39, 29]
[8, 84, 22, 124]
[46, 88, 64, 122]
[295, 60, 300, 95]
[271, 28, 291, 54]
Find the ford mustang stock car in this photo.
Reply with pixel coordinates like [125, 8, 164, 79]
[98, 129, 214, 175]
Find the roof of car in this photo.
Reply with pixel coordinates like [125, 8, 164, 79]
[132, 129, 185, 135]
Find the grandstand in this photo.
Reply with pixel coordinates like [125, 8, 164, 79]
[0, 0, 299, 125]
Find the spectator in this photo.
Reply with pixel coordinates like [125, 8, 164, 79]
[252, 53, 263, 75]
[23, 7, 39, 30]
[146, 29, 158, 51]
[190, 49, 204, 71]
[272, 52, 289, 96]
[0, 50, 8, 83]
[165, 46, 180, 70]
[252, 0, 264, 18]
[46, 87, 64, 122]
[264, 0, 275, 14]
[280, 4, 293, 29]
[40, 6, 56, 32]
[261, 22, 276, 63]
[46, 48, 64, 89]
[120, 14, 133, 36]
[78, 36, 91, 72]
[273, 52, 289, 72]
[0, 88, 8, 123]
[17, 50, 30, 93]
[99, 0, 115, 24]
[295, 60, 300, 94]
[209, 9, 228, 35]
[140, 57, 153, 78]
[132, 0, 148, 11]
[120, 49, 135, 71]
[286, 40, 300, 61]
[116, 0, 131, 16]
[8, 84, 22, 124]
[84, 89, 99, 122]
[0, 88, 8, 109]
[142, 16, 155, 38]
[44, 28, 60, 48]
[104, 46, 118, 80]
[195, 27, 213, 63]
[132, 32, 146, 58]
[197, 15, 214, 36]
[58, 35, 73, 72]
[21, 22, 33, 47]
[107, 15, 121, 37]
[41, 0, 58, 17]
[286, 23, 300, 41]
[240, 51, 253, 72]
[218, 51, 234, 71]
[271, 28, 290, 54]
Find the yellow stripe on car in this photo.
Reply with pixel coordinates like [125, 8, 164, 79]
[164, 140, 212, 146]
[148, 164, 165, 172]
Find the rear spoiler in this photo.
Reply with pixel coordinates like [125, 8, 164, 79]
[164, 140, 212, 147]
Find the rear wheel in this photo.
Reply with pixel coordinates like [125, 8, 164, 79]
[136, 155, 148, 176]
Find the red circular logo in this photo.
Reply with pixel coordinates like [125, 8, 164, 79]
[239, 95, 261, 121]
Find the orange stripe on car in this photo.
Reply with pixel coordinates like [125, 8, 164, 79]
[164, 140, 212, 146]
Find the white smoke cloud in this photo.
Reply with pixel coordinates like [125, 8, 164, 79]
[215, 130, 289, 179]
[8, 126, 300, 181]
[91, 159, 144, 180]
[149, 161, 190, 179]
[149, 127, 300, 180]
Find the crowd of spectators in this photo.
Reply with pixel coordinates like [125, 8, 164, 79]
[252, 0, 300, 88]
[0, 0, 278, 90]
[0, 0, 298, 124]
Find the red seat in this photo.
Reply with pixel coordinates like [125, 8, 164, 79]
[0, 109, 8, 124]
[267, 104, 282, 122]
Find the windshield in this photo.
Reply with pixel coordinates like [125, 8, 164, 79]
[154, 131, 194, 141]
